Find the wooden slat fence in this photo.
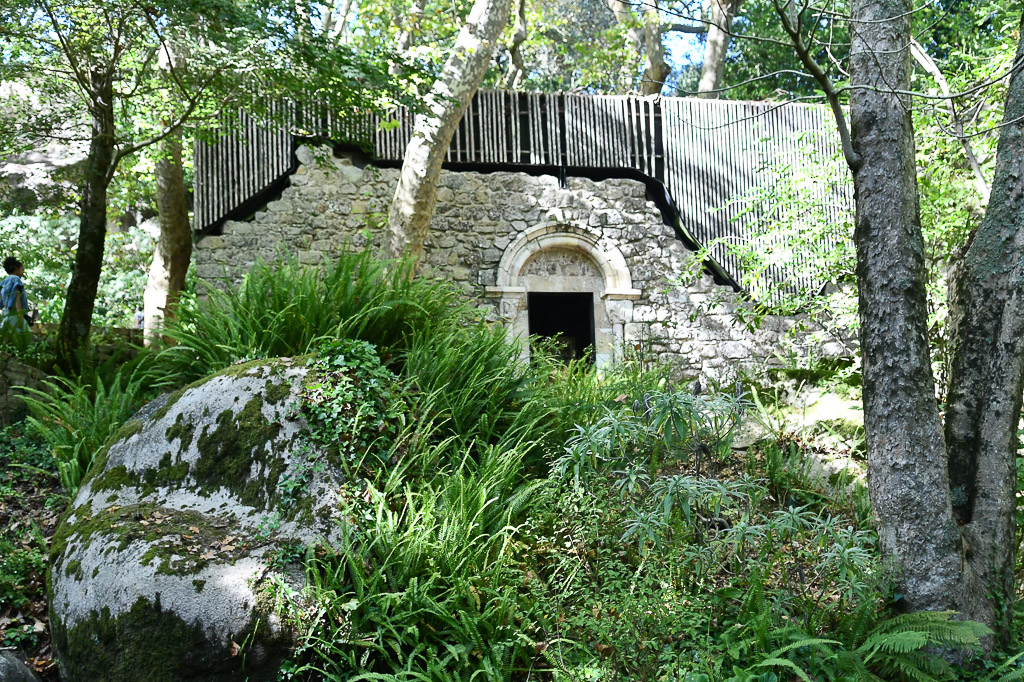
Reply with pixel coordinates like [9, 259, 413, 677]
[194, 91, 851, 302]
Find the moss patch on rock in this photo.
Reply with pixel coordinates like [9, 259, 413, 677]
[83, 420, 145, 488]
[165, 412, 195, 453]
[51, 502, 251, 580]
[194, 395, 286, 511]
[264, 379, 292, 406]
[51, 596, 282, 682]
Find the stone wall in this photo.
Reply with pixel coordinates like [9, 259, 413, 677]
[196, 147, 828, 381]
[0, 353, 47, 425]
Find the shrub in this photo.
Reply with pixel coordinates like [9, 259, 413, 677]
[154, 250, 467, 386]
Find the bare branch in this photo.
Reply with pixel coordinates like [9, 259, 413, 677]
[910, 39, 989, 202]
[771, 0, 858, 168]
[39, 0, 91, 95]
[663, 22, 705, 34]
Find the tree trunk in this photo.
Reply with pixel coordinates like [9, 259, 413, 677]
[385, 0, 513, 267]
[144, 127, 192, 342]
[325, 0, 354, 43]
[942, 19, 1024, 640]
[639, 2, 669, 96]
[395, 0, 428, 56]
[848, 0, 967, 614]
[57, 68, 115, 372]
[606, 0, 669, 95]
[505, 0, 527, 89]
[697, 0, 742, 98]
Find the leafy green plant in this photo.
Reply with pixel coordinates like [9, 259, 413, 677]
[23, 367, 148, 493]
[154, 249, 467, 386]
[300, 339, 406, 473]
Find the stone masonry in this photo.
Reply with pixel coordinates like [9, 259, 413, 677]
[195, 146, 827, 380]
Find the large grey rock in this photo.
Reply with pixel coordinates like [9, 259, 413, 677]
[49, 359, 346, 682]
[0, 652, 41, 682]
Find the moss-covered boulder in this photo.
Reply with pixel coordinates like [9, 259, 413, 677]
[48, 359, 345, 682]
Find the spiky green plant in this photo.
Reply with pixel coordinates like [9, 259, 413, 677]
[23, 369, 148, 493]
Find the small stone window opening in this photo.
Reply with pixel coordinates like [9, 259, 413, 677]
[527, 292, 595, 364]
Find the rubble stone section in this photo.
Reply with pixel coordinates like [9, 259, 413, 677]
[196, 147, 823, 380]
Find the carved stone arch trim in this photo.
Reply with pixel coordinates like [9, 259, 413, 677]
[492, 223, 640, 298]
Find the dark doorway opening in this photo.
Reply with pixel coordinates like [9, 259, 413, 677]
[528, 292, 595, 363]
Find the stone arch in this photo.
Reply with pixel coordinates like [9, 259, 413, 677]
[495, 223, 636, 294]
[486, 224, 640, 368]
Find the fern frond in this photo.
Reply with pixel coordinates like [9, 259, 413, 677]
[754, 657, 814, 682]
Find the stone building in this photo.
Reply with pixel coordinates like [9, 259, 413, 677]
[194, 93, 847, 380]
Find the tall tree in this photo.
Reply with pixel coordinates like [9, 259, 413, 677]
[792, 0, 1024, 638]
[505, 0, 527, 88]
[385, 0, 513, 267]
[696, 0, 743, 97]
[143, 41, 190, 341]
[605, 0, 672, 95]
[143, 128, 190, 339]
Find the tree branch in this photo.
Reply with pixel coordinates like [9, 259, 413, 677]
[663, 22, 705, 34]
[910, 39, 989, 202]
[771, 0, 858, 169]
[39, 0, 91, 94]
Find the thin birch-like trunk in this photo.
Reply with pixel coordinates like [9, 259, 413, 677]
[144, 128, 191, 342]
[385, 0, 513, 267]
[505, 0, 527, 89]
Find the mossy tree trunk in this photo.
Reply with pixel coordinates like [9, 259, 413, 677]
[941, 20, 1024, 639]
[57, 67, 115, 373]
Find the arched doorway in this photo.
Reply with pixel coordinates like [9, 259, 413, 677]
[486, 224, 640, 368]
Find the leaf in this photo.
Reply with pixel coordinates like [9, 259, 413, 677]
[755, 657, 814, 682]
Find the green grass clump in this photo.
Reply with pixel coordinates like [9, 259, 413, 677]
[154, 249, 469, 386]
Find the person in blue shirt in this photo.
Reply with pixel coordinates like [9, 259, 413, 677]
[1, 257, 31, 331]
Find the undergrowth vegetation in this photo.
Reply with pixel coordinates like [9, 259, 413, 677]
[16, 251, 1024, 680]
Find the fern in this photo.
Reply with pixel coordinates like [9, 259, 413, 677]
[838, 610, 990, 682]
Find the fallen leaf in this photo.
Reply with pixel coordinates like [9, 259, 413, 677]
[230, 641, 241, 657]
